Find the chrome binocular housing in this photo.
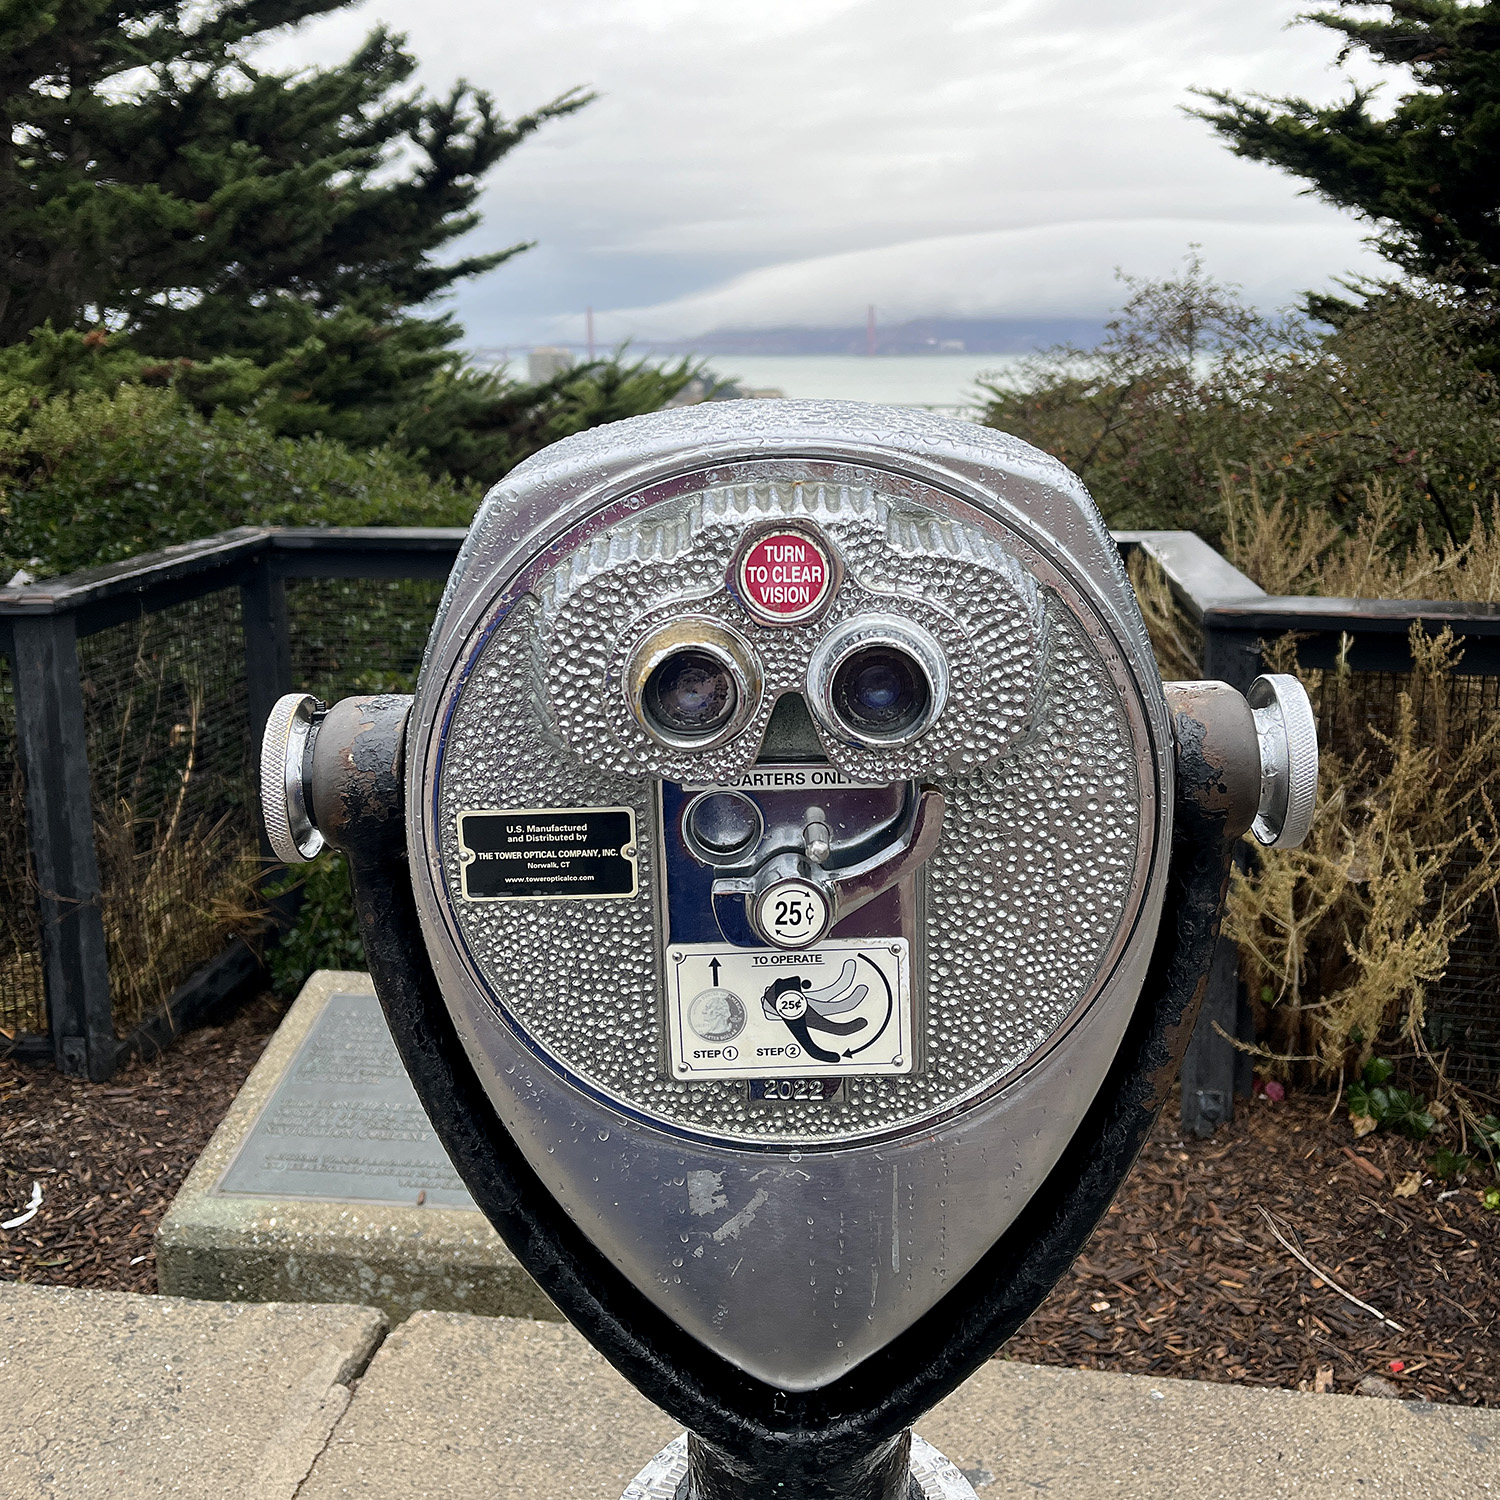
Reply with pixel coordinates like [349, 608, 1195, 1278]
[261, 401, 1316, 1500]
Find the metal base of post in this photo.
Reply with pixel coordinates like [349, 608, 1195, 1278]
[622, 1433, 979, 1500]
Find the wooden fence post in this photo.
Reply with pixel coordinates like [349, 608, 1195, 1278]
[10, 613, 116, 1079]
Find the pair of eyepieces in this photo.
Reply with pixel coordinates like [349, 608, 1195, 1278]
[627, 614, 947, 751]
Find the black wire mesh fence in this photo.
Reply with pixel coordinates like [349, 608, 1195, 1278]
[1312, 665, 1500, 1088]
[0, 656, 45, 1038]
[0, 528, 460, 1078]
[1128, 533, 1500, 1113]
[286, 578, 446, 701]
[78, 591, 259, 1035]
[2, 524, 1497, 1098]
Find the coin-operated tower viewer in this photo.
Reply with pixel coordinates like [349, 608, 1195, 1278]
[262, 402, 1317, 1500]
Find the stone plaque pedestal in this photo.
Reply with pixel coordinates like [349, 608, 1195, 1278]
[156, 970, 556, 1324]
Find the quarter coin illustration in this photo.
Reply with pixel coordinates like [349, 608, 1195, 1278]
[688, 987, 747, 1042]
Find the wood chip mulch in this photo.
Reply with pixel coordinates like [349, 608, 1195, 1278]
[2, 1002, 1497, 1406]
[0, 995, 286, 1294]
[1008, 1092, 1500, 1405]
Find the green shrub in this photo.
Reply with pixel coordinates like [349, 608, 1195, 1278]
[981, 259, 1500, 548]
[1348, 1058, 1436, 1140]
[0, 324, 698, 491]
[265, 854, 366, 999]
[0, 381, 478, 580]
[398, 352, 700, 487]
[1430, 1147, 1471, 1180]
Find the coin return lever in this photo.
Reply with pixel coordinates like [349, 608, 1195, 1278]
[704, 781, 945, 949]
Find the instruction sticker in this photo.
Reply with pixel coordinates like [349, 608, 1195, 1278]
[736, 529, 834, 623]
[666, 939, 910, 1079]
[457, 808, 638, 901]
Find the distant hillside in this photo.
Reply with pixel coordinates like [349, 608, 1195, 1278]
[640, 317, 1108, 357]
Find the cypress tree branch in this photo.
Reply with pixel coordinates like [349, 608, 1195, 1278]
[1188, 1, 1500, 297]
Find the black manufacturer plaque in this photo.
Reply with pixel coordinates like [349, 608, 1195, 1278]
[458, 807, 638, 900]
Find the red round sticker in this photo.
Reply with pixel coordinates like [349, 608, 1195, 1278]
[737, 531, 833, 622]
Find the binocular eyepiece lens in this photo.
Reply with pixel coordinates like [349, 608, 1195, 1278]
[625, 619, 761, 750]
[831, 645, 929, 737]
[644, 650, 738, 737]
[809, 616, 947, 748]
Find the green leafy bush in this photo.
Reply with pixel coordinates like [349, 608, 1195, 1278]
[981, 259, 1499, 547]
[1430, 1147, 1472, 1180]
[0, 330, 700, 583]
[1347, 1057, 1436, 1140]
[406, 353, 699, 487]
[265, 855, 366, 999]
[0, 381, 477, 580]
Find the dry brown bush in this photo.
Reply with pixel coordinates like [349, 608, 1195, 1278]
[1220, 475, 1500, 603]
[1134, 488, 1500, 1087]
[88, 644, 266, 1034]
[1125, 548, 1202, 680]
[1225, 626, 1500, 1081]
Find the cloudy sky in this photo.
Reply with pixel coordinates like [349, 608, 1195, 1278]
[264, 0, 1393, 347]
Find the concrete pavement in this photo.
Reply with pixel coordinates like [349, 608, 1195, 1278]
[0, 1282, 384, 1500]
[2, 1282, 1496, 1499]
[298, 1312, 678, 1500]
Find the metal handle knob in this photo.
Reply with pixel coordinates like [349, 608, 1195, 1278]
[711, 784, 946, 949]
[261, 692, 327, 863]
[1246, 674, 1318, 849]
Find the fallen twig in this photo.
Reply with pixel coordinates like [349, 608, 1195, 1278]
[1340, 1146, 1386, 1182]
[1256, 1204, 1405, 1333]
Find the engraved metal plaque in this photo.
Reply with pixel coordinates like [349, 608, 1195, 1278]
[457, 806, 638, 901]
[215, 991, 477, 1208]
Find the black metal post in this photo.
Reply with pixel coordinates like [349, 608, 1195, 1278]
[686, 1430, 912, 1500]
[336, 686, 1244, 1493]
[1180, 621, 1262, 1135]
[241, 557, 293, 788]
[240, 557, 299, 939]
[10, 613, 116, 1079]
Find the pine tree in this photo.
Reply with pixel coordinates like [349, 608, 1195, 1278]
[1193, 2, 1500, 296]
[0, 1, 590, 423]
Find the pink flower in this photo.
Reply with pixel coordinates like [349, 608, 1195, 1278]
[1264, 1080, 1286, 1102]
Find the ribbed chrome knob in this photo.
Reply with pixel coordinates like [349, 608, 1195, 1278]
[261, 693, 327, 863]
[1247, 674, 1318, 849]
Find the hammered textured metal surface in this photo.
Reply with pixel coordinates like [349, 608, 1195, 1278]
[415, 402, 1159, 720]
[435, 481, 1140, 1145]
[537, 480, 1044, 786]
[408, 405, 1172, 1386]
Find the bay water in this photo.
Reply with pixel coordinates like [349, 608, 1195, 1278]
[689, 353, 1028, 410]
